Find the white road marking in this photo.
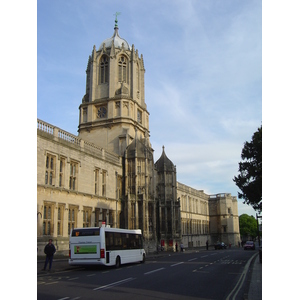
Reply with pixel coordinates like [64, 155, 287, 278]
[225, 253, 257, 300]
[45, 281, 58, 285]
[171, 262, 184, 267]
[188, 258, 197, 262]
[144, 268, 165, 275]
[93, 277, 135, 291]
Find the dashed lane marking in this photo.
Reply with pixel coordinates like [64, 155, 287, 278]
[171, 262, 184, 267]
[45, 281, 59, 285]
[93, 277, 135, 291]
[144, 268, 165, 275]
[188, 258, 197, 262]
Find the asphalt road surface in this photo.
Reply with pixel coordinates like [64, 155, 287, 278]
[37, 248, 257, 300]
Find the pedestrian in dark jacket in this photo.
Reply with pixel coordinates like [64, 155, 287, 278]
[43, 239, 56, 271]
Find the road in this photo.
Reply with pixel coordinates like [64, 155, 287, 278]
[37, 248, 257, 300]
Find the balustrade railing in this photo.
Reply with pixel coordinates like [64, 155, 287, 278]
[37, 119, 54, 134]
[209, 193, 231, 199]
[37, 119, 121, 164]
[58, 129, 80, 145]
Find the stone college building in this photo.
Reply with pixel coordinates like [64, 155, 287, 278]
[37, 19, 240, 255]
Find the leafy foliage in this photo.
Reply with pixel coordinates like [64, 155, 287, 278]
[239, 214, 257, 239]
[233, 126, 262, 212]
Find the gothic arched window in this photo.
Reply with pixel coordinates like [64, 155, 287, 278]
[99, 55, 109, 84]
[118, 56, 127, 83]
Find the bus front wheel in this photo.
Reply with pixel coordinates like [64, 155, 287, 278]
[115, 256, 121, 268]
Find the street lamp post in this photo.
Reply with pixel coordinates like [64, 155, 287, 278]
[256, 213, 262, 247]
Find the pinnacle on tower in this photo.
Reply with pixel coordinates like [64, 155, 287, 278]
[114, 12, 121, 29]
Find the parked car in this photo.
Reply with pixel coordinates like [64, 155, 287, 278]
[214, 242, 227, 250]
[244, 241, 255, 250]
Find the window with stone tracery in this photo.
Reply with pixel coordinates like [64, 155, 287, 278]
[118, 56, 127, 83]
[69, 161, 78, 191]
[68, 206, 78, 235]
[83, 207, 92, 227]
[94, 169, 99, 195]
[45, 154, 56, 186]
[137, 109, 142, 124]
[43, 203, 54, 235]
[102, 170, 107, 196]
[59, 158, 65, 187]
[99, 55, 109, 84]
[57, 204, 64, 236]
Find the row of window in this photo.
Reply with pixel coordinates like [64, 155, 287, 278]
[105, 232, 143, 251]
[42, 203, 113, 237]
[100, 55, 127, 84]
[181, 196, 208, 215]
[43, 204, 83, 236]
[44, 154, 109, 196]
[99, 55, 140, 87]
[181, 219, 209, 235]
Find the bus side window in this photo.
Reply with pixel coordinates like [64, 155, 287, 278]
[105, 232, 113, 251]
[114, 233, 122, 250]
[122, 233, 128, 249]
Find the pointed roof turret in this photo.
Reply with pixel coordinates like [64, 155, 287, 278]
[155, 146, 175, 171]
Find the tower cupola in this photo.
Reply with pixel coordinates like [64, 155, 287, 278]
[99, 19, 131, 51]
[78, 16, 149, 156]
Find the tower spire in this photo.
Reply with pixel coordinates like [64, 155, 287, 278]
[113, 12, 121, 29]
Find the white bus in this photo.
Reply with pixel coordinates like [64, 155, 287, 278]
[69, 226, 146, 267]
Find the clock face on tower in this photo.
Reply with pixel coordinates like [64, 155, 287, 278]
[97, 106, 107, 118]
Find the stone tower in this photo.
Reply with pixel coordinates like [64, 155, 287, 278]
[78, 18, 149, 156]
[78, 17, 157, 250]
[123, 132, 157, 249]
[155, 146, 181, 250]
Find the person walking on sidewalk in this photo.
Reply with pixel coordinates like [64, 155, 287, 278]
[43, 239, 56, 271]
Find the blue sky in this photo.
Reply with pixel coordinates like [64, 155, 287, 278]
[36, 0, 262, 216]
[3, 1, 300, 295]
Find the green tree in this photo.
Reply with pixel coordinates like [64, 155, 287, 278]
[233, 126, 262, 212]
[239, 214, 257, 240]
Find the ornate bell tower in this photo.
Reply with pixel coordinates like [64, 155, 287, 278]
[78, 17, 150, 156]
